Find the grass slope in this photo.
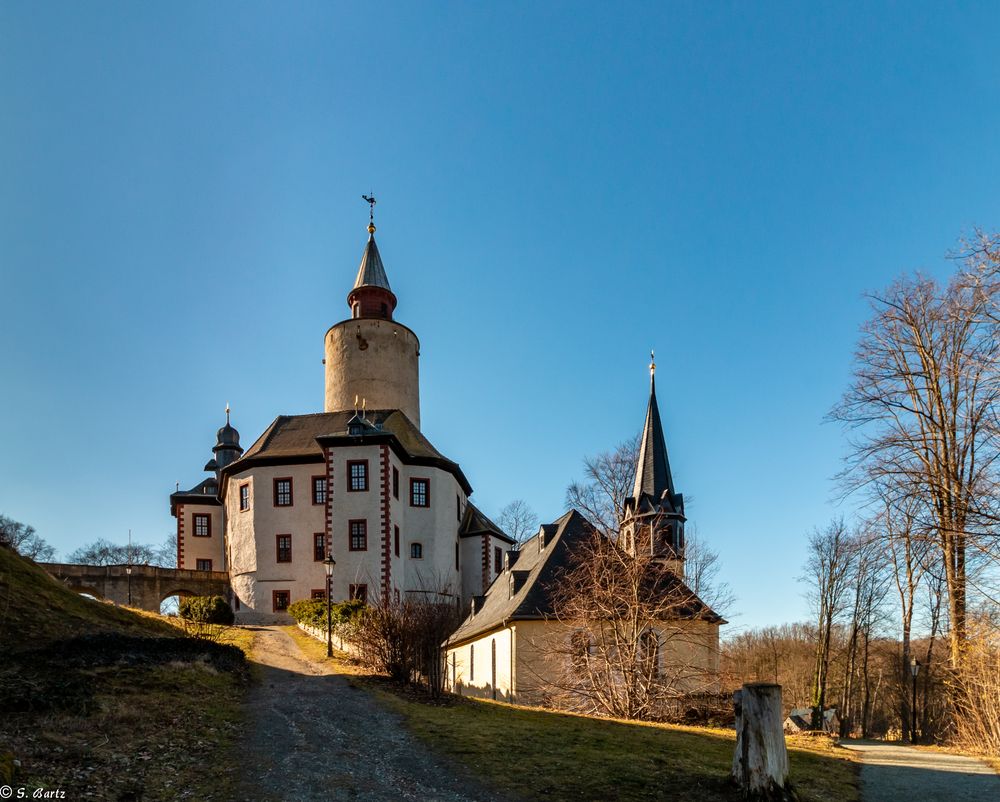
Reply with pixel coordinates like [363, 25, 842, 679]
[287, 625, 858, 802]
[0, 547, 253, 801]
[0, 545, 178, 652]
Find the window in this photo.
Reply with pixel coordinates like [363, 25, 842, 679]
[392, 467, 399, 499]
[470, 643, 475, 682]
[456, 494, 461, 522]
[349, 583, 368, 603]
[494, 546, 502, 575]
[410, 478, 429, 508]
[193, 513, 211, 537]
[455, 541, 460, 571]
[349, 520, 368, 551]
[274, 478, 293, 507]
[394, 525, 400, 558]
[196, 558, 213, 571]
[313, 533, 326, 562]
[312, 476, 327, 505]
[276, 534, 292, 563]
[410, 542, 423, 559]
[273, 590, 290, 612]
[311, 589, 326, 600]
[347, 460, 369, 492]
[239, 484, 250, 511]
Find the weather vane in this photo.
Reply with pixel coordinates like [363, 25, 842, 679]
[362, 193, 376, 232]
[650, 350, 656, 377]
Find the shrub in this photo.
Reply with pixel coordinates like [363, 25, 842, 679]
[288, 598, 367, 631]
[179, 596, 235, 625]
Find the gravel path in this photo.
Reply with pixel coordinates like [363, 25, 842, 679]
[842, 740, 1000, 802]
[237, 626, 511, 802]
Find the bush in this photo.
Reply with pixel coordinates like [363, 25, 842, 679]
[179, 596, 235, 625]
[288, 597, 366, 631]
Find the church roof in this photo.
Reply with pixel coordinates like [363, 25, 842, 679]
[224, 409, 472, 494]
[446, 509, 723, 647]
[353, 234, 391, 292]
[459, 503, 515, 544]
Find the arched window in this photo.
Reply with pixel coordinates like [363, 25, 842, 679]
[410, 542, 423, 559]
[639, 630, 660, 678]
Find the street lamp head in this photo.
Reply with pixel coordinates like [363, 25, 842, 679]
[324, 553, 337, 577]
[910, 657, 920, 678]
[126, 565, 133, 575]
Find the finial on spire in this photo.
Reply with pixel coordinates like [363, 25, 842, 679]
[226, 402, 230, 425]
[362, 193, 376, 234]
[649, 350, 656, 379]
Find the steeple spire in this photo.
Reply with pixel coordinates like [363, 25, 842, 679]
[348, 194, 397, 319]
[632, 352, 675, 502]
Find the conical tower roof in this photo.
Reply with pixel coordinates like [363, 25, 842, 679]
[632, 372, 676, 502]
[353, 232, 392, 292]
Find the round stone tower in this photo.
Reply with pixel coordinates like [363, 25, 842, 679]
[324, 217, 421, 427]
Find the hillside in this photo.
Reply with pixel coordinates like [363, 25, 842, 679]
[0, 546, 251, 800]
[0, 544, 179, 652]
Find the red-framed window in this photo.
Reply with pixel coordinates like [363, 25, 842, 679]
[347, 460, 369, 492]
[494, 546, 502, 575]
[273, 590, 290, 612]
[410, 542, 423, 559]
[394, 525, 400, 558]
[276, 534, 292, 563]
[392, 466, 399, 499]
[274, 478, 293, 507]
[312, 476, 327, 505]
[349, 583, 368, 603]
[196, 558, 213, 571]
[311, 588, 326, 600]
[193, 513, 211, 537]
[349, 520, 367, 551]
[313, 532, 326, 562]
[239, 484, 250, 511]
[410, 478, 429, 508]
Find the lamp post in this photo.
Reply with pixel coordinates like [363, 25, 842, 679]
[323, 553, 337, 657]
[910, 657, 920, 743]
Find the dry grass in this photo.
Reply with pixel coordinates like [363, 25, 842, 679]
[289, 623, 859, 802]
[0, 547, 254, 800]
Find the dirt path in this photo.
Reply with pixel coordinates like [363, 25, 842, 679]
[237, 626, 511, 802]
[842, 740, 999, 802]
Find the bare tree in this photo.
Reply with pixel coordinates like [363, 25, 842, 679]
[830, 266, 1000, 668]
[68, 537, 170, 566]
[0, 514, 55, 561]
[565, 435, 639, 535]
[496, 499, 540, 548]
[683, 526, 736, 618]
[802, 518, 853, 729]
[533, 522, 721, 721]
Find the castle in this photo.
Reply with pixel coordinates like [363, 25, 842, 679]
[168, 207, 722, 704]
[170, 210, 512, 620]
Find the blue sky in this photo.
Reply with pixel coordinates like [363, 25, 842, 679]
[3, 2, 999, 631]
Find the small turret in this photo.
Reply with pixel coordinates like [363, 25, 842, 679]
[204, 405, 243, 481]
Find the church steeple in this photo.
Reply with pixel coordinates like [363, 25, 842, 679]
[348, 195, 397, 320]
[623, 353, 685, 565]
[633, 353, 676, 502]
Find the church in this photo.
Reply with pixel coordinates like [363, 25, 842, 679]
[169, 208, 513, 620]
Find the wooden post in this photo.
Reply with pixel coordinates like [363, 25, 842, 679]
[732, 683, 795, 800]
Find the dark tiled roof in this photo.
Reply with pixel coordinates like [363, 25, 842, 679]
[446, 509, 724, 646]
[225, 409, 471, 493]
[354, 234, 391, 291]
[633, 374, 675, 502]
[459, 503, 515, 544]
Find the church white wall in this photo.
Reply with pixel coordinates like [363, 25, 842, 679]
[445, 626, 514, 703]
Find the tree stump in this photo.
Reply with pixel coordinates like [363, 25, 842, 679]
[732, 683, 795, 800]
